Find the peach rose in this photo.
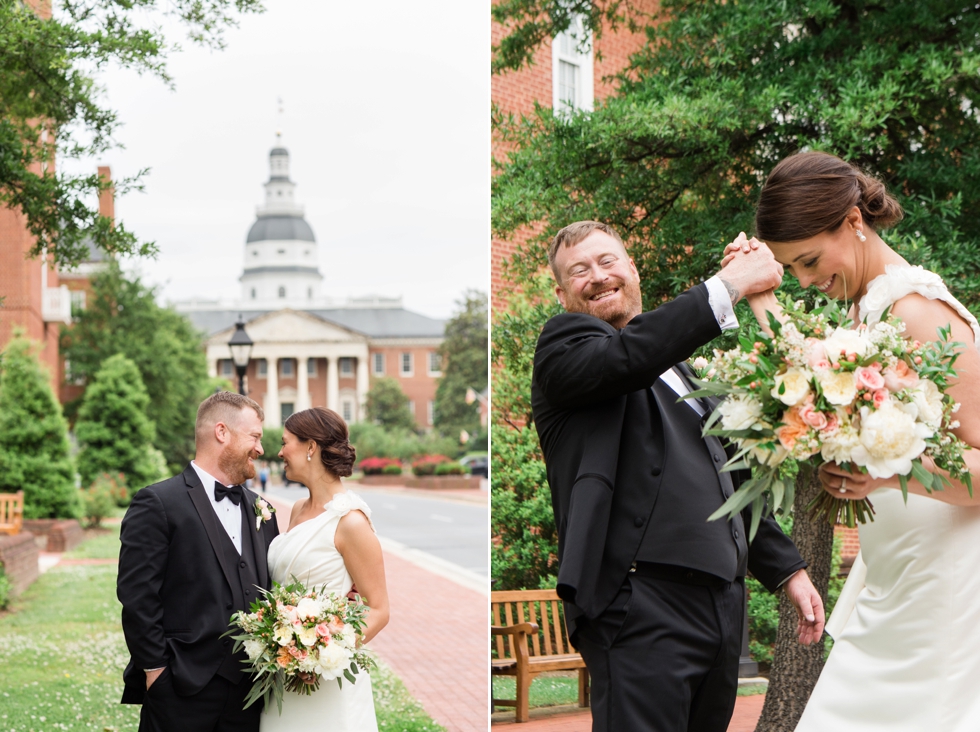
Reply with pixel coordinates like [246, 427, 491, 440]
[872, 389, 889, 408]
[776, 407, 810, 450]
[315, 623, 331, 637]
[327, 616, 345, 634]
[882, 359, 920, 391]
[276, 647, 292, 668]
[820, 412, 840, 434]
[855, 366, 885, 391]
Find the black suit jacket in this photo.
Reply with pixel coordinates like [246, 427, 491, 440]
[117, 464, 279, 702]
[532, 284, 805, 634]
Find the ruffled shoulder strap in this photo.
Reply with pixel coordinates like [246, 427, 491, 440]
[322, 491, 376, 533]
[859, 264, 980, 346]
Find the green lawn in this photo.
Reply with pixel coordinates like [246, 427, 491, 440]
[0, 528, 443, 731]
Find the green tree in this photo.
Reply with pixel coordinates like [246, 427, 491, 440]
[0, 333, 79, 519]
[76, 354, 164, 490]
[493, 1, 980, 725]
[60, 261, 211, 474]
[365, 377, 418, 433]
[0, 0, 262, 269]
[433, 291, 489, 441]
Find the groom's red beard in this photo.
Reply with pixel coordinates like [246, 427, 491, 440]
[218, 445, 259, 485]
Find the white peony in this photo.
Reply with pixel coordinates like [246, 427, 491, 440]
[274, 623, 294, 647]
[816, 369, 858, 406]
[243, 639, 266, 661]
[746, 440, 789, 467]
[718, 395, 764, 431]
[296, 625, 319, 647]
[822, 327, 871, 359]
[771, 368, 813, 406]
[850, 402, 931, 478]
[315, 642, 354, 680]
[298, 654, 319, 674]
[295, 597, 320, 620]
[909, 380, 944, 432]
[820, 422, 862, 465]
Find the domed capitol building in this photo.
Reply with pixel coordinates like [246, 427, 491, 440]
[176, 137, 445, 428]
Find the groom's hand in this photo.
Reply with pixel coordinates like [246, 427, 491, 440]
[145, 667, 164, 690]
[716, 233, 783, 305]
[783, 569, 825, 645]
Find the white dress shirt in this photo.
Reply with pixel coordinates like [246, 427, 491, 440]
[658, 275, 738, 414]
[191, 461, 242, 555]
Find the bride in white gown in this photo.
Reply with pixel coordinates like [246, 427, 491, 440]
[727, 151, 980, 731]
[260, 407, 389, 732]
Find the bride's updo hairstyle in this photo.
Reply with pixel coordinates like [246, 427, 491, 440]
[283, 407, 356, 478]
[755, 151, 904, 243]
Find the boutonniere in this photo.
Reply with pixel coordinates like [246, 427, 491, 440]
[253, 496, 276, 530]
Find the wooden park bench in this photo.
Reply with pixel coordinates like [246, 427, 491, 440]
[0, 491, 24, 535]
[491, 588, 590, 723]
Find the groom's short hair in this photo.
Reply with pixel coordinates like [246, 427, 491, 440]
[195, 391, 264, 444]
[548, 221, 625, 283]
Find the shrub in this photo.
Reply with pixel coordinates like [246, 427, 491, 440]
[261, 427, 283, 463]
[360, 457, 401, 475]
[411, 454, 451, 476]
[96, 472, 129, 507]
[434, 462, 466, 476]
[348, 423, 459, 463]
[76, 354, 164, 492]
[381, 464, 403, 476]
[0, 332, 79, 519]
[0, 566, 10, 610]
[81, 476, 117, 528]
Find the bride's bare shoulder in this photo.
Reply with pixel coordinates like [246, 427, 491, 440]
[888, 293, 976, 346]
[287, 498, 307, 530]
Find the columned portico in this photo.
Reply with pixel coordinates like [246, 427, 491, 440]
[264, 357, 279, 427]
[356, 356, 369, 421]
[327, 356, 339, 412]
[296, 352, 311, 411]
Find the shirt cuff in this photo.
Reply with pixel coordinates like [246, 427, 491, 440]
[705, 276, 739, 331]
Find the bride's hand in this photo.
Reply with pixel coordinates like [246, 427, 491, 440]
[818, 462, 881, 500]
[720, 231, 760, 267]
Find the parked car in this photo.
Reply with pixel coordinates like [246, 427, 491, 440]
[459, 454, 488, 478]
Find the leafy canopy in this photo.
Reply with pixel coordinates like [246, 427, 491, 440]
[0, 0, 262, 269]
[60, 261, 213, 474]
[433, 290, 489, 442]
[365, 377, 419, 433]
[0, 333, 79, 519]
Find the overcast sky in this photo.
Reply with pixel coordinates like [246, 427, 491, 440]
[71, 1, 488, 320]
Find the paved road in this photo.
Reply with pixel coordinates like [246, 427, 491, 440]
[263, 482, 488, 578]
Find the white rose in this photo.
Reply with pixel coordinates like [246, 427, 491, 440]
[315, 643, 354, 680]
[746, 440, 788, 467]
[822, 327, 871, 359]
[274, 623, 294, 647]
[298, 654, 319, 674]
[816, 369, 858, 406]
[243, 639, 266, 661]
[295, 597, 320, 620]
[718, 395, 764, 431]
[910, 380, 944, 431]
[771, 368, 812, 406]
[850, 402, 930, 479]
[297, 625, 319, 647]
[820, 423, 862, 465]
[692, 356, 709, 371]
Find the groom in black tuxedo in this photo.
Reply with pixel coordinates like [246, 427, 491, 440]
[532, 222, 825, 732]
[118, 391, 279, 732]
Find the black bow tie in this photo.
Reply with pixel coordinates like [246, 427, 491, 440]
[215, 482, 243, 505]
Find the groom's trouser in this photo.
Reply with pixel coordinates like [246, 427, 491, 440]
[574, 564, 745, 732]
[138, 667, 260, 732]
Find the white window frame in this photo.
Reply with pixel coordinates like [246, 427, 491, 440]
[341, 398, 354, 423]
[339, 357, 354, 377]
[427, 351, 442, 377]
[220, 359, 234, 377]
[400, 352, 414, 377]
[408, 400, 416, 421]
[281, 358, 294, 378]
[257, 358, 268, 378]
[427, 400, 434, 426]
[552, 15, 594, 116]
[372, 352, 385, 376]
[307, 358, 317, 378]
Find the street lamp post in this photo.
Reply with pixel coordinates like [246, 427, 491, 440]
[228, 315, 254, 396]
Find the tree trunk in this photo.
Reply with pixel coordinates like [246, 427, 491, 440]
[754, 465, 836, 732]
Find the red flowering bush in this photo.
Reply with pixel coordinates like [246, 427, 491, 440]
[411, 454, 451, 476]
[359, 457, 402, 475]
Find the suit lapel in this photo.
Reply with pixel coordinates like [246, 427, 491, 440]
[242, 486, 270, 590]
[184, 466, 239, 597]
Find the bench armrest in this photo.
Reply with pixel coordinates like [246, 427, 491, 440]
[491, 622, 539, 636]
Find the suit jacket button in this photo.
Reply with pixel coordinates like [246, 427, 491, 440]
[713, 454, 721, 463]
[734, 530, 740, 539]
[651, 466, 662, 476]
[634, 516, 644, 528]
[240, 561, 247, 569]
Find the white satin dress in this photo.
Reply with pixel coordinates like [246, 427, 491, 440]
[260, 491, 379, 732]
[796, 265, 980, 731]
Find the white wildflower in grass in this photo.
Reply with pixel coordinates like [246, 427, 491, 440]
[690, 295, 972, 530]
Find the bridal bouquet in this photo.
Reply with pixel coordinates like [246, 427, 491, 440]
[226, 578, 376, 713]
[688, 297, 972, 533]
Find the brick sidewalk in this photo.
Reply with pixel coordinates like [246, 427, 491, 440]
[491, 694, 765, 731]
[265, 494, 488, 732]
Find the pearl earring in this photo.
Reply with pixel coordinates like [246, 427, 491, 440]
[307, 454, 312, 462]
[856, 229, 867, 242]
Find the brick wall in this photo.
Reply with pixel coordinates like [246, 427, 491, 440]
[368, 346, 440, 429]
[0, 532, 39, 596]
